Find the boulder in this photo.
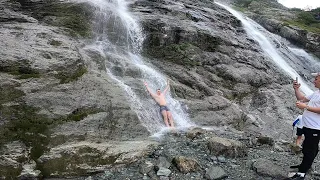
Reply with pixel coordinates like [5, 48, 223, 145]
[172, 156, 200, 173]
[252, 158, 286, 178]
[207, 137, 247, 157]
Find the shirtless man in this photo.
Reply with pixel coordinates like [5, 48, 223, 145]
[144, 79, 174, 128]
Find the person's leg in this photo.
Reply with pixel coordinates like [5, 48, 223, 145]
[296, 128, 303, 146]
[299, 128, 320, 173]
[161, 110, 169, 127]
[166, 111, 174, 128]
[296, 136, 302, 146]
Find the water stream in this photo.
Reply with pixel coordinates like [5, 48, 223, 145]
[216, 2, 318, 96]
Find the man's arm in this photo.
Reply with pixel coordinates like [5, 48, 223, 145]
[163, 79, 170, 94]
[293, 80, 309, 102]
[144, 82, 156, 98]
[296, 102, 320, 114]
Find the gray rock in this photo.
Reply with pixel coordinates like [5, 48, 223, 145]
[207, 137, 247, 157]
[257, 136, 274, 146]
[186, 127, 206, 140]
[252, 158, 286, 178]
[210, 156, 218, 162]
[217, 156, 226, 163]
[139, 161, 154, 175]
[205, 166, 227, 180]
[157, 156, 171, 169]
[156, 167, 171, 176]
[19, 160, 41, 179]
[274, 144, 284, 152]
[172, 156, 200, 173]
[38, 140, 158, 176]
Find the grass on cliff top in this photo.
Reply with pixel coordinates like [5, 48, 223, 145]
[285, 9, 320, 34]
[283, 20, 320, 34]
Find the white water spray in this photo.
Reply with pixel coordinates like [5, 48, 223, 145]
[216, 2, 314, 96]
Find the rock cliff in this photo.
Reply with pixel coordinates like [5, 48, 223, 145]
[0, 0, 318, 179]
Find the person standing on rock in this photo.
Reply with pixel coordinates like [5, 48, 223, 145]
[284, 73, 320, 180]
[144, 79, 175, 128]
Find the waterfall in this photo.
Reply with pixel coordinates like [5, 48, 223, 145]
[73, 0, 194, 135]
[216, 2, 316, 96]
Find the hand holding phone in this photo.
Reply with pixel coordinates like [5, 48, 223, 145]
[293, 77, 300, 90]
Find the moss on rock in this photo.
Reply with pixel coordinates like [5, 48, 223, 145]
[0, 85, 25, 105]
[0, 165, 23, 180]
[0, 105, 52, 159]
[0, 61, 41, 79]
[38, 146, 121, 177]
[57, 108, 103, 123]
[144, 43, 202, 67]
[16, 0, 94, 37]
[55, 65, 87, 84]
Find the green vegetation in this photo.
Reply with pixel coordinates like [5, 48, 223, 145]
[0, 103, 103, 178]
[17, 1, 94, 37]
[58, 108, 102, 122]
[0, 77, 102, 178]
[283, 20, 320, 33]
[286, 8, 320, 33]
[234, 0, 255, 8]
[0, 62, 41, 79]
[233, 0, 279, 8]
[0, 86, 25, 105]
[233, 6, 247, 12]
[55, 65, 87, 84]
[0, 104, 52, 161]
[0, 166, 23, 180]
[144, 31, 221, 67]
[151, 43, 202, 67]
[282, 8, 320, 33]
[38, 147, 120, 177]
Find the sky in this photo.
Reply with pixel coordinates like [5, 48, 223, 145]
[278, 0, 320, 9]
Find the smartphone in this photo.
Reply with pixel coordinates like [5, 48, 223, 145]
[296, 77, 298, 83]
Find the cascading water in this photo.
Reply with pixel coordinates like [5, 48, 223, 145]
[216, 2, 318, 96]
[74, 0, 194, 135]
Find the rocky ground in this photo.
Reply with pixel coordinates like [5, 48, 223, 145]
[45, 127, 320, 180]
